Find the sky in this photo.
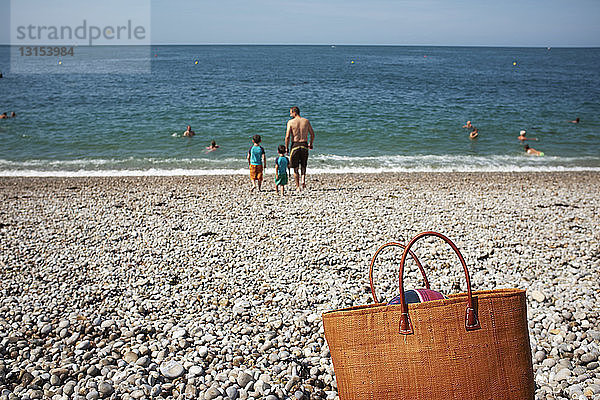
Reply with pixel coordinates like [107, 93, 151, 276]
[1, 0, 599, 47]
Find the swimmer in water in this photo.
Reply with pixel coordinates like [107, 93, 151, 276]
[569, 117, 580, 124]
[9, 112, 16, 118]
[0, 113, 7, 120]
[524, 144, 544, 156]
[183, 125, 195, 137]
[205, 140, 219, 153]
[469, 128, 479, 139]
[462, 120, 473, 129]
[518, 130, 537, 141]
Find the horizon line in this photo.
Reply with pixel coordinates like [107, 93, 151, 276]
[1, 43, 599, 48]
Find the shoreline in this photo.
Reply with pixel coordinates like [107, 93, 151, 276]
[1, 169, 600, 180]
[2, 164, 600, 178]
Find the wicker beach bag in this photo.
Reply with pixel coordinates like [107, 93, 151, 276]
[322, 231, 535, 400]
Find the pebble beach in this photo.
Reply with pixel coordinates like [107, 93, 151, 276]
[1, 172, 599, 400]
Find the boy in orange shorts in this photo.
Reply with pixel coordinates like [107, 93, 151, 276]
[247, 134, 266, 192]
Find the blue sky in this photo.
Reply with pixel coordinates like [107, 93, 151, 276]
[2, 0, 599, 46]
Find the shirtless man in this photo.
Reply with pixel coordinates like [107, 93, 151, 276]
[285, 106, 315, 191]
[183, 125, 195, 137]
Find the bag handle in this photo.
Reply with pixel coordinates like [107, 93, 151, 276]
[369, 242, 430, 304]
[398, 232, 481, 335]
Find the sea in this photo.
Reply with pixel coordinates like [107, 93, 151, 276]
[0, 45, 599, 176]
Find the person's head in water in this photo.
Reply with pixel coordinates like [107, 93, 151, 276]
[187, 125, 191, 131]
[524, 144, 530, 151]
[10, 112, 16, 118]
[211, 140, 216, 147]
[290, 106, 300, 118]
[252, 134, 261, 144]
[278, 145, 286, 155]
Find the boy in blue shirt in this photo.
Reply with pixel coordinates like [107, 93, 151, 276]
[274, 145, 290, 196]
[247, 134, 266, 192]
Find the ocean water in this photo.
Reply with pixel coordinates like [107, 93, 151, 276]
[0, 45, 599, 176]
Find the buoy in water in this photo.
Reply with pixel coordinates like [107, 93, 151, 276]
[194, 60, 198, 65]
[351, 60, 355, 64]
[513, 61, 517, 66]
[58, 60, 62, 65]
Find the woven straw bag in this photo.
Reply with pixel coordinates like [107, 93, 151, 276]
[322, 231, 535, 400]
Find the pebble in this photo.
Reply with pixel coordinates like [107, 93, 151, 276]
[63, 382, 75, 396]
[160, 360, 185, 379]
[226, 386, 239, 400]
[237, 372, 254, 388]
[581, 353, 597, 364]
[50, 374, 61, 386]
[40, 324, 53, 335]
[554, 368, 572, 381]
[123, 351, 138, 364]
[534, 350, 546, 363]
[76, 340, 91, 350]
[135, 356, 150, 367]
[198, 346, 209, 358]
[529, 290, 545, 303]
[204, 387, 221, 400]
[97, 382, 113, 396]
[0, 174, 599, 400]
[172, 328, 187, 339]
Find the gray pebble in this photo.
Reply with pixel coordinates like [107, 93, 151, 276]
[237, 372, 253, 388]
[76, 340, 91, 350]
[554, 368, 571, 381]
[135, 356, 149, 367]
[534, 350, 546, 363]
[204, 387, 222, 400]
[63, 382, 75, 396]
[86, 389, 99, 400]
[40, 324, 53, 335]
[580, 353, 597, 364]
[97, 382, 113, 396]
[226, 386, 239, 400]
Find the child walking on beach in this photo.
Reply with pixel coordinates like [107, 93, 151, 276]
[274, 145, 290, 196]
[247, 135, 266, 192]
